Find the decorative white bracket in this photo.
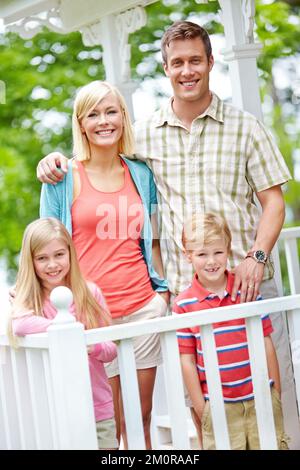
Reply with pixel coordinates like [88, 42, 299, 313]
[80, 21, 103, 47]
[81, 6, 147, 83]
[242, 0, 255, 44]
[219, 0, 256, 45]
[5, 5, 69, 40]
[116, 6, 147, 82]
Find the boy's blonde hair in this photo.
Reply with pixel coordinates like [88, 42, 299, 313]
[182, 212, 232, 253]
[72, 80, 135, 160]
[8, 218, 110, 346]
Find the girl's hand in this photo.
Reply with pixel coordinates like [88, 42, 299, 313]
[9, 285, 16, 305]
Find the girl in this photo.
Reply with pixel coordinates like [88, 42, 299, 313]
[39, 81, 169, 449]
[9, 217, 118, 450]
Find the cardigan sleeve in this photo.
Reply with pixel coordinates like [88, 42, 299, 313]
[149, 168, 158, 215]
[40, 183, 61, 219]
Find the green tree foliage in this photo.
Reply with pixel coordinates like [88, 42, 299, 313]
[0, 0, 299, 279]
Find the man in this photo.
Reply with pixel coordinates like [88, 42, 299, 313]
[37, 20, 293, 438]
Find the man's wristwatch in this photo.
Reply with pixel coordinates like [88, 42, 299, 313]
[245, 250, 268, 264]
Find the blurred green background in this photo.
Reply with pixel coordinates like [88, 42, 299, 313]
[0, 0, 299, 291]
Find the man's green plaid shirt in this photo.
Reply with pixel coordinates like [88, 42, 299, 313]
[134, 93, 291, 295]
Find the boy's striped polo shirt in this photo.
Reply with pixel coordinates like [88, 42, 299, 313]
[174, 272, 273, 402]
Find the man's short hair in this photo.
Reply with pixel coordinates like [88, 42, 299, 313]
[161, 20, 212, 64]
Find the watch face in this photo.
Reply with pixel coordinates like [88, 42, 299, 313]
[255, 250, 266, 261]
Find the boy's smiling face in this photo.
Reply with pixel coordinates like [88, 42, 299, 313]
[186, 239, 229, 291]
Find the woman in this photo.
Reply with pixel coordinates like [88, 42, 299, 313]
[40, 80, 169, 449]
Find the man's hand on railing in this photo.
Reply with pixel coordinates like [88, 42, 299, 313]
[37, 152, 69, 184]
[231, 258, 265, 303]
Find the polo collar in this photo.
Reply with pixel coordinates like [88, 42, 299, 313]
[154, 91, 224, 128]
[192, 271, 236, 302]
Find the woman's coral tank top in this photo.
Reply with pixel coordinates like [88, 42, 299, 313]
[71, 159, 155, 318]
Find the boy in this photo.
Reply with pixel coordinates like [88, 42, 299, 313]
[174, 213, 288, 450]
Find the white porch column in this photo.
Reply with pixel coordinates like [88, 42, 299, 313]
[80, 6, 147, 120]
[218, 0, 282, 293]
[218, 0, 300, 449]
[219, 0, 263, 120]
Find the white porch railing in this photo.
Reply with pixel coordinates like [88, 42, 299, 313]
[0, 226, 300, 450]
[1, 291, 300, 450]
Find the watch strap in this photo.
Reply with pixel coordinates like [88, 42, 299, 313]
[245, 250, 268, 264]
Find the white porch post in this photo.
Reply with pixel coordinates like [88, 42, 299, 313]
[218, 0, 300, 449]
[80, 7, 147, 120]
[218, 0, 284, 293]
[47, 287, 97, 450]
[219, 0, 283, 292]
[219, 0, 263, 120]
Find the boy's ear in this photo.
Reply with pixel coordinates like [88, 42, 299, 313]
[184, 249, 192, 263]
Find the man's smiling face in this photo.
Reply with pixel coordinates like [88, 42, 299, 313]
[163, 37, 214, 104]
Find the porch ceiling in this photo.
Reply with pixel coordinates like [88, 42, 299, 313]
[0, 0, 158, 29]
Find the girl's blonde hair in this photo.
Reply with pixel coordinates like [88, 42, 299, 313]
[9, 218, 110, 345]
[182, 212, 232, 253]
[72, 80, 135, 160]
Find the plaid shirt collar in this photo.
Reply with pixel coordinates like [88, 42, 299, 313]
[154, 91, 225, 128]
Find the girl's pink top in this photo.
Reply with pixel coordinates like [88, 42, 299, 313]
[71, 159, 155, 318]
[12, 283, 117, 423]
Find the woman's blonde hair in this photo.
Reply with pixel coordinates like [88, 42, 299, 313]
[182, 212, 232, 253]
[72, 80, 135, 160]
[8, 218, 110, 345]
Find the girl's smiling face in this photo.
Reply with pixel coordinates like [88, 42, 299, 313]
[33, 238, 70, 293]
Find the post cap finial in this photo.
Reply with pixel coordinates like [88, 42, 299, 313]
[50, 286, 75, 324]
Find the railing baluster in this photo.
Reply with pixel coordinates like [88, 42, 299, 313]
[201, 324, 230, 450]
[160, 331, 190, 449]
[1, 349, 20, 449]
[0, 381, 7, 449]
[0, 348, 11, 450]
[26, 349, 54, 449]
[245, 316, 277, 449]
[284, 237, 300, 423]
[42, 350, 58, 449]
[288, 308, 300, 418]
[11, 348, 36, 449]
[284, 238, 300, 295]
[118, 338, 145, 449]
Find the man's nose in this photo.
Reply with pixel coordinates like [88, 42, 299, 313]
[181, 62, 194, 76]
